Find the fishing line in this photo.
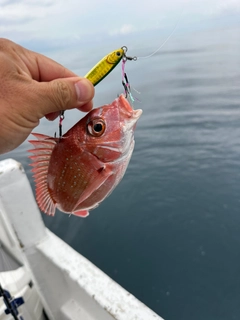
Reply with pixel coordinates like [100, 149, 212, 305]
[135, 8, 240, 60]
[136, 21, 180, 60]
[133, 8, 185, 61]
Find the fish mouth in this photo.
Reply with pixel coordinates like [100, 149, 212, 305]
[132, 109, 142, 119]
[117, 94, 142, 125]
[125, 108, 142, 130]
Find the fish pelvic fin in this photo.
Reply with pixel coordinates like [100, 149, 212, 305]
[73, 161, 113, 211]
[28, 133, 57, 216]
[72, 210, 89, 218]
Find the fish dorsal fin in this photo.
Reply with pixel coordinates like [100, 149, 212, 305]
[28, 133, 57, 216]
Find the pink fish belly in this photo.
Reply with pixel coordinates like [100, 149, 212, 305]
[73, 160, 129, 211]
[47, 146, 131, 214]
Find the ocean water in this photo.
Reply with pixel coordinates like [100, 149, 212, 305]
[1, 25, 240, 320]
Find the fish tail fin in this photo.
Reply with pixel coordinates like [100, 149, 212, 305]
[29, 133, 57, 216]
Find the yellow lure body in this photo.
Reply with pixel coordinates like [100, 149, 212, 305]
[84, 48, 124, 86]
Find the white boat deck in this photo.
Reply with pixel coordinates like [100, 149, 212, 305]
[0, 243, 21, 272]
[0, 159, 164, 320]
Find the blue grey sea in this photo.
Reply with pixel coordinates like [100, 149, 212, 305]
[1, 25, 240, 320]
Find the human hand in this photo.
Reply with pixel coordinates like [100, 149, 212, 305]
[0, 38, 94, 154]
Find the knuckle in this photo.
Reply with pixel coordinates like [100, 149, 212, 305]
[0, 38, 10, 51]
[50, 81, 72, 109]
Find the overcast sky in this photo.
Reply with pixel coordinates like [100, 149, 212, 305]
[0, 0, 240, 53]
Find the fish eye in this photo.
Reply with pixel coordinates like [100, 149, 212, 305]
[87, 119, 106, 137]
[116, 51, 121, 56]
[93, 123, 103, 132]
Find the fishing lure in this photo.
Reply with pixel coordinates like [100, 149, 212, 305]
[84, 47, 125, 86]
[84, 46, 136, 86]
[58, 46, 137, 137]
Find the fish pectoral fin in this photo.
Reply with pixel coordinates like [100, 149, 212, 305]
[72, 210, 89, 218]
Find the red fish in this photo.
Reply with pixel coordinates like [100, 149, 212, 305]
[29, 94, 142, 217]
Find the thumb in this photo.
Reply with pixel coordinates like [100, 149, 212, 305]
[33, 77, 94, 120]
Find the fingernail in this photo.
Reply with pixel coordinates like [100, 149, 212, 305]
[75, 79, 93, 102]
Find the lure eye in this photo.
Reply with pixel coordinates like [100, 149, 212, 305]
[116, 51, 121, 57]
[87, 119, 106, 137]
